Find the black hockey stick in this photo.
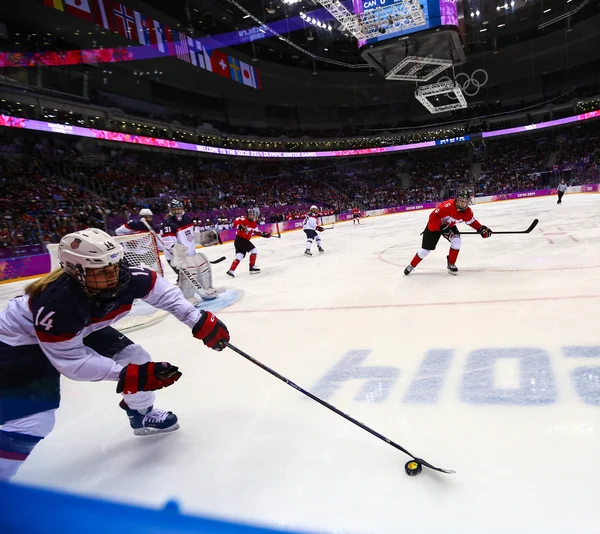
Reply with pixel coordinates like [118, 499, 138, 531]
[225, 342, 455, 475]
[460, 218, 539, 235]
[210, 256, 226, 264]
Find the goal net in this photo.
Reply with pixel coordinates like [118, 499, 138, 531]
[46, 232, 168, 332]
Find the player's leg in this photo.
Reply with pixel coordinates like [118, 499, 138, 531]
[404, 227, 440, 275]
[316, 233, 324, 253]
[188, 252, 218, 300]
[227, 237, 247, 277]
[446, 228, 461, 275]
[304, 229, 316, 256]
[248, 246, 260, 273]
[0, 342, 60, 481]
[83, 328, 179, 435]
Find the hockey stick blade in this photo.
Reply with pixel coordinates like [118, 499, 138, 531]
[209, 256, 226, 264]
[461, 218, 539, 235]
[225, 342, 455, 475]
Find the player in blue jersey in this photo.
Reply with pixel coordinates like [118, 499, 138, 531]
[0, 228, 230, 481]
[115, 208, 157, 236]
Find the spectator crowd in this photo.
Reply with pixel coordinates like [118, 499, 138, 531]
[1, 121, 600, 251]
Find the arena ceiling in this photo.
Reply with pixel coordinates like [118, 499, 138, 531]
[143, 0, 598, 71]
[0, 0, 597, 74]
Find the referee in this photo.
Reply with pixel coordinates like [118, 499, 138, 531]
[557, 180, 567, 204]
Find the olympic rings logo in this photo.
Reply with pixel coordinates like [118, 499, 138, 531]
[438, 69, 489, 98]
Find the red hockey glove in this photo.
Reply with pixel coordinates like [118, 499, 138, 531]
[261, 232, 272, 238]
[478, 225, 492, 238]
[117, 362, 182, 394]
[193, 311, 230, 351]
[316, 226, 324, 232]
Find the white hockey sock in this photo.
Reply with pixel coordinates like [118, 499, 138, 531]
[0, 457, 22, 481]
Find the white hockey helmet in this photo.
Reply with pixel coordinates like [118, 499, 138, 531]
[310, 205, 319, 214]
[58, 228, 126, 297]
[139, 208, 153, 219]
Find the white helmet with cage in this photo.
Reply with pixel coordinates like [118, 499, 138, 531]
[139, 208, 153, 220]
[58, 228, 126, 298]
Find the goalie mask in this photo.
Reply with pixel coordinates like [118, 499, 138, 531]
[58, 228, 130, 300]
[455, 191, 470, 211]
[170, 199, 184, 221]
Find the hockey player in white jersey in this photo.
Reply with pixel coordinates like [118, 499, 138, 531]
[0, 228, 230, 481]
[161, 200, 219, 305]
[303, 205, 325, 256]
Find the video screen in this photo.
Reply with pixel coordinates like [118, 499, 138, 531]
[353, 0, 461, 47]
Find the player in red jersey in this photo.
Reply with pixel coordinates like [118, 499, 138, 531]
[352, 208, 361, 225]
[404, 190, 492, 276]
[226, 208, 271, 277]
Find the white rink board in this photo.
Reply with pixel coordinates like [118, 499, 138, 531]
[5, 193, 600, 534]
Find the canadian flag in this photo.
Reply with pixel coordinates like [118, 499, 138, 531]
[65, 0, 93, 21]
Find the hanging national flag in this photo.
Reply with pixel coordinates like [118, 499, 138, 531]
[153, 20, 167, 53]
[91, 0, 112, 30]
[164, 26, 177, 57]
[174, 32, 191, 63]
[65, 0, 92, 21]
[134, 11, 154, 46]
[239, 60, 260, 90]
[112, 3, 136, 40]
[228, 56, 243, 83]
[210, 49, 230, 78]
[44, 0, 64, 10]
[187, 37, 211, 71]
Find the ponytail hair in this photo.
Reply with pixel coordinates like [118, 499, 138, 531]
[25, 269, 65, 298]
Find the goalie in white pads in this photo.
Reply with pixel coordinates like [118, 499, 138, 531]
[161, 200, 220, 305]
[303, 205, 325, 256]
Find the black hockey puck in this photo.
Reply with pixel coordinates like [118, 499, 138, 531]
[405, 460, 422, 476]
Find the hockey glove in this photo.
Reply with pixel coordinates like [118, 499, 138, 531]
[478, 225, 493, 238]
[261, 231, 272, 238]
[193, 311, 230, 351]
[117, 362, 182, 394]
[237, 225, 248, 233]
[316, 226, 324, 232]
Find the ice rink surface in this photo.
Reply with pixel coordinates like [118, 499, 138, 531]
[5, 193, 600, 534]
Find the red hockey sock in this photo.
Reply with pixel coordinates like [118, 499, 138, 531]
[229, 259, 240, 271]
[249, 254, 257, 267]
[410, 253, 423, 268]
[448, 248, 459, 265]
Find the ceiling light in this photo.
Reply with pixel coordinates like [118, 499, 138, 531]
[480, 27, 487, 31]
[543, 7, 551, 12]
[496, 6, 501, 10]
[498, 23, 505, 27]
[243, 14, 250, 18]
[510, 1, 514, 5]
[476, 9, 480, 15]
[324, 47, 328, 51]
[470, 11, 475, 17]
